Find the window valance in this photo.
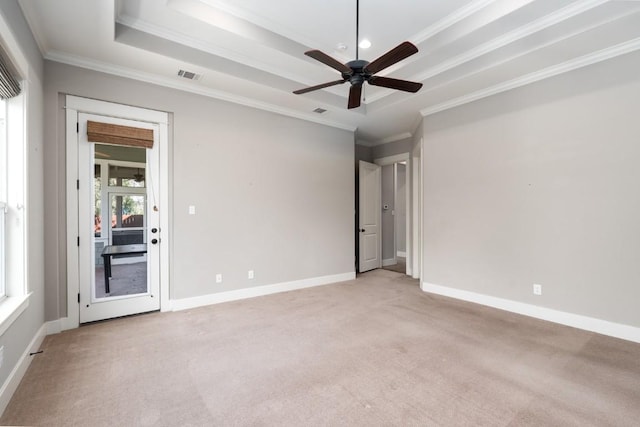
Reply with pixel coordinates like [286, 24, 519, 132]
[87, 120, 154, 149]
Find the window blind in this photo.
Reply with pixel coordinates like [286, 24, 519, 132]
[0, 55, 20, 100]
[87, 121, 154, 149]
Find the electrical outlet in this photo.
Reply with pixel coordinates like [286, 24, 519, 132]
[215, 274, 222, 284]
[533, 284, 542, 295]
[248, 270, 254, 280]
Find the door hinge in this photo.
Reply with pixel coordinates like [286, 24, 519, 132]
[77, 236, 80, 246]
[76, 179, 79, 190]
[77, 293, 80, 304]
[76, 122, 79, 133]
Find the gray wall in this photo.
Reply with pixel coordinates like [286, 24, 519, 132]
[44, 61, 354, 319]
[396, 164, 406, 253]
[355, 143, 372, 164]
[381, 164, 394, 261]
[422, 50, 640, 328]
[0, 0, 45, 397]
[372, 137, 412, 159]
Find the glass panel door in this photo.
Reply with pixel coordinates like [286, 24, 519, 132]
[79, 112, 160, 323]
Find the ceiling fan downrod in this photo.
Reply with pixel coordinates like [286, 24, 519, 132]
[293, 0, 423, 109]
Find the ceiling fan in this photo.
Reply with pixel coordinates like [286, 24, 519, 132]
[293, 0, 423, 109]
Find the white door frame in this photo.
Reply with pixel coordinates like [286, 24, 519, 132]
[63, 96, 170, 330]
[412, 139, 423, 281]
[374, 153, 411, 275]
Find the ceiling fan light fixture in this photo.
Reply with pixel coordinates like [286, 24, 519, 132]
[358, 39, 371, 49]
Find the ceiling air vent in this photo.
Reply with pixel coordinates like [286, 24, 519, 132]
[177, 69, 201, 81]
[313, 108, 327, 114]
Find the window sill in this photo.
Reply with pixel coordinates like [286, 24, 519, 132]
[0, 293, 31, 337]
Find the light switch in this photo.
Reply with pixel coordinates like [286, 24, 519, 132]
[188, 205, 196, 215]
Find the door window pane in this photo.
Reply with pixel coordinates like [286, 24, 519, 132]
[108, 165, 145, 187]
[111, 194, 145, 245]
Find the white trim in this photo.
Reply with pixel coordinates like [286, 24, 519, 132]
[0, 293, 30, 337]
[158, 116, 170, 312]
[64, 96, 170, 329]
[0, 323, 46, 416]
[382, 258, 396, 267]
[411, 138, 423, 280]
[397, 251, 406, 257]
[420, 37, 640, 117]
[64, 105, 79, 330]
[412, 0, 496, 45]
[66, 96, 168, 124]
[46, 51, 356, 133]
[371, 133, 412, 147]
[373, 153, 412, 277]
[421, 282, 640, 344]
[170, 272, 355, 311]
[374, 153, 410, 167]
[0, 9, 29, 78]
[363, 0, 612, 106]
[45, 319, 63, 335]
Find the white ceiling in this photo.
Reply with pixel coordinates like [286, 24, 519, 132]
[18, 0, 640, 143]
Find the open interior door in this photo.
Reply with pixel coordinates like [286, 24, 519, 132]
[359, 161, 381, 272]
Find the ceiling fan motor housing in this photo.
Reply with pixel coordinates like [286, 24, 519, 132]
[344, 59, 371, 86]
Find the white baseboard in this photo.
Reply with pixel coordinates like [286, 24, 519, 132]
[171, 272, 356, 311]
[45, 319, 63, 335]
[397, 251, 406, 257]
[422, 282, 640, 344]
[0, 323, 47, 416]
[382, 258, 396, 267]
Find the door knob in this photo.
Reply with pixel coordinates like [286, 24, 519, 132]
[151, 238, 158, 244]
[151, 228, 158, 233]
[360, 229, 365, 232]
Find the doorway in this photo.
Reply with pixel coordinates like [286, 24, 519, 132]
[65, 96, 169, 329]
[379, 161, 407, 274]
[377, 160, 408, 275]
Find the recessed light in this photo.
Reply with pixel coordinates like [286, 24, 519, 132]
[359, 39, 371, 49]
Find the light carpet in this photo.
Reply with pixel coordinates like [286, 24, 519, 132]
[2, 269, 640, 426]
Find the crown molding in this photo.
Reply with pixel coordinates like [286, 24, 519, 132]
[44, 50, 357, 133]
[116, 15, 311, 87]
[370, 132, 413, 147]
[420, 36, 640, 117]
[411, 0, 497, 45]
[17, 0, 48, 55]
[355, 139, 376, 148]
[364, 0, 610, 105]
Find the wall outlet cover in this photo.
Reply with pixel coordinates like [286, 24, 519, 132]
[533, 284, 542, 295]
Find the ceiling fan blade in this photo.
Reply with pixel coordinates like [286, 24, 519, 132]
[293, 79, 346, 95]
[348, 84, 362, 109]
[368, 76, 423, 93]
[305, 50, 353, 75]
[364, 41, 419, 75]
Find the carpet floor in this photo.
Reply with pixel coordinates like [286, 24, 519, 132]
[2, 269, 640, 426]
[383, 257, 406, 274]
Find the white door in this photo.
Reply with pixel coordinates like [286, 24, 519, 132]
[359, 160, 381, 272]
[78, 113, 160, 323]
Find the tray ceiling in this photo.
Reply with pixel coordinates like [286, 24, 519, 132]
[18, 0, 640, 143]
